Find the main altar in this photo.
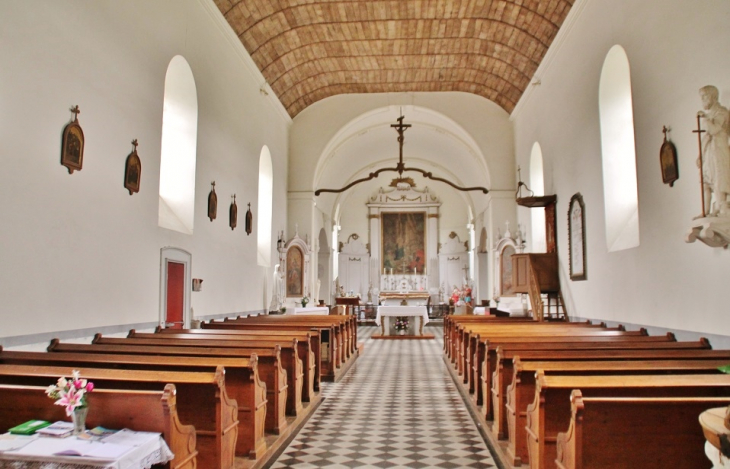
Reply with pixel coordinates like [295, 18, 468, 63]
[336, 179, 476, 313]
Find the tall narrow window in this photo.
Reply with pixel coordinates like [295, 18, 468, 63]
[158, 56, 198, 234]
[599, 45, 640, 251]
[530, 142, 547, 252]
[257, 146, 273, 267]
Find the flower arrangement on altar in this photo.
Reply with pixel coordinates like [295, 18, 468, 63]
[46, 370, 94, 416]
[301, 296, 309, 307]
[394, 316, 409, 331]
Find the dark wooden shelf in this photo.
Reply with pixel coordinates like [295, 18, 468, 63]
[516, 195, 557, 208]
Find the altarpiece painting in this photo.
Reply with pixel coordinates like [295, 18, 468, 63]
[286, 246, 304, 297]
[381, 212, 426, 274]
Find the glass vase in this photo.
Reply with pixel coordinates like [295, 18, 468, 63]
[72, 406, 88, 435]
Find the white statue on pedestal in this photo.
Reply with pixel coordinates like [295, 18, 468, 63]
[687, 85, 730, 248]
[269, 264, 284, 312]
[698, 85, 730, 216]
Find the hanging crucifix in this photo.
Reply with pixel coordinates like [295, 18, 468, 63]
[314, 115, 488, 195]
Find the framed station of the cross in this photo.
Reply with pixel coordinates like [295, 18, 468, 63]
[381, 212, 426, 274]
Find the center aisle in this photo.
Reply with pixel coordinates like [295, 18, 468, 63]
[270, 324, 498, 468]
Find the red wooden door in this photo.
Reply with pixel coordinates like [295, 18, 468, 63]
[166, 261, 185, 329]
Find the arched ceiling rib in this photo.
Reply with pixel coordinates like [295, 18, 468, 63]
[215, 0, 574, 118]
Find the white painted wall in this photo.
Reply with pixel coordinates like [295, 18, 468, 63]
[512, 0, 730, 338]
[0, 0, 290, 342]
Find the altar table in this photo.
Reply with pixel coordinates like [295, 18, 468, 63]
[375, 306, 429, 336]
[0, 429, 173, 469]
[290, 306, 330, 315]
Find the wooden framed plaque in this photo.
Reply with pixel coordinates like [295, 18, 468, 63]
[124, 139, 141, 195]
[660, 126, 679, 187]
[61, 106, 84, 174]
[568, 193, 586, 281]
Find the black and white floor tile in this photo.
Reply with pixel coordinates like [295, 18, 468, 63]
[270, 324, 497, 468]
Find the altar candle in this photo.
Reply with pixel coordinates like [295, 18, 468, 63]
[414, 267, 417, 275]
[390, 268, 393, 275]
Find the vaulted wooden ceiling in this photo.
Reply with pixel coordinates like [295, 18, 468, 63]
[214, 0, 574, 118]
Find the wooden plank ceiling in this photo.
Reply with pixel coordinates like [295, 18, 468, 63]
[214, 0, 574, 118]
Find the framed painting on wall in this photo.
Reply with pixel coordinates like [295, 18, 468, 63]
[381, 212, 426, 274]
[286, 246, 304, 297]
[500, 244, 516, 296]
[568, 193, 587, 281]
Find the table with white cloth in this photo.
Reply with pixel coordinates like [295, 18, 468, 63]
[290, 307, 330, 315]
[0, 429, 173, 469]
[375, 306, 429, 336]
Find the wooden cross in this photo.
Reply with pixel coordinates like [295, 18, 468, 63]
[131, 139, 138, 150]
[211, 181, 215, 190]
[391, 115, 412, 175]
[462, 264, 470, 281]
[70, 105, 80, 122]
[693, 115, 707, 217]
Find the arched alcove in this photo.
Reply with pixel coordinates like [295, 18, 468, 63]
[530, 142, 547, 252]
[599, 45, 640, 252]
[257, 146, 273, 267]
[158, 55, 198, 234]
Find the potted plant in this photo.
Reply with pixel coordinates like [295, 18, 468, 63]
[301, 296, 309, 308]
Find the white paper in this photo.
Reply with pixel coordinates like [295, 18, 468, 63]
[0, 434, 38, 452]
[101, 429, 159, 447]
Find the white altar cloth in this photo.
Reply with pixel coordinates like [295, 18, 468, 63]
[290, 307, 329, 315]
[0, 429, 173, 469]
[375, 306, 429, 326]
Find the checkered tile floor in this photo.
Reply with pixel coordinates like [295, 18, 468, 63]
[270, 324, 497, 468]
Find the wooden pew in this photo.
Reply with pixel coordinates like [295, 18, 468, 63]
[489, 339, 713, 438]
[233, 314, 357, 357]
[204, 321, 342, 379]
[554, 391, 730, 469]
[456, 323, 631, 377]
[47, 340, 289, 436]
[153, 327, 322, 392]
[525, 373, 730, 469]
[476, 333, 686, 421]
[505, 357, 730, 466]
[0, 383, 197, 469]
[0, 348, 266, 459]
[0, 364, 238, 469]
[91, 334, 304, 419]
[470, 333, 679, 405]
[137, 328, 318, 401]
[226, 314, 357, 368]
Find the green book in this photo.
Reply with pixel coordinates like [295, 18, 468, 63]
[8, 419, 52, 435]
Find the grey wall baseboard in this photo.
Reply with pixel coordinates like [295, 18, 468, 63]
[571, 316, 730, 350]
[0, 310, 267, 350]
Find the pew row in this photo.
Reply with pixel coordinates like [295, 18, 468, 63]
[152, 327, 322, 392]
[525, 373, 730, 469]
[0, 364, 237, 469]
[555, 391, 730, 469]
[133, 329, 317, 402]
[505, 357, 730, 466]
[488, 339, 714, 439]
[0, 347, 266, 459]
[92, 334, 304, 419]
[47, 340, 289, 436]
[0, 383, 197, 469]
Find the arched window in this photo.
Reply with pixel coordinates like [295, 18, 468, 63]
[530, 142, 546, 252]
[158, 56, 198, 234]
[257, 146, 273, 266]
[599, 45, 640, 251]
